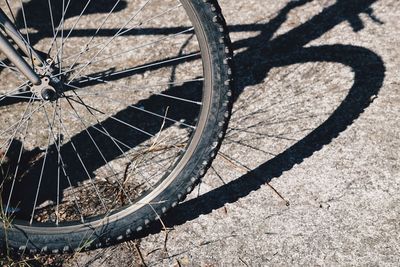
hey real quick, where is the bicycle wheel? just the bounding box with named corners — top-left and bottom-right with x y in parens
top-left (0, 0), bottom-right (232, 253)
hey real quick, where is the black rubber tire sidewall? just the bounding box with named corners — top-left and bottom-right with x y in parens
top-left (1, 0), bottom-right (233, 254)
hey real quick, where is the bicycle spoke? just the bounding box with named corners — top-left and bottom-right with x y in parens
top-left (70, 77), bottom-right (204, 107)
top-left (77, 76), bottom-right (203, 90)
top-left (66, 74), bottom-right (202, 106)
top-left (58, 104), bottom-right (132, 151)
top-left (17, 0), bottom-right (35, 67)
top-left (58, 118), bottom-right (108, 213)
top-left (3, 97), bottom-right (36, 212)
top-left (58, 0), bottom-right (66, 74)
top-left (61, 106), bottom-right (187, 184)
top-left (46, 0), bottom-right (60, 70)
top-left (60, 100), bottom-right (166, 186)
top-left (56, 100), bottom-right (61, 224)
top-left (55, 49), bottom-right (195, 82)
top-left (78, 102), bottom-right (174, 142)
top-left (64, 97), bottom-right (132, 204)
top-left (0, 101), bottom-right (46, 142)
top-left (65, 90), bottom-right (134, 151)
top-left (70, 91), bottom-right (196, 129)
top-left (61, 93), bottom-right (170, 189)
top-left (56, 0), bottom-right (93, 55)
top-left (47, 0), bottom-right (57, 47)
top-left (57, 3), bottom-right (184, 65)
top-left (52, 0), bottom-right (124, 70)
top-left (0, 96), bottom-right (36, 165)
top-left (0, 83), bottom-right (31, 102)
top-left (61, 85), bottom-right (187, 149)
top-left (29, 103), bottom-right (57, 225)
top-left (0, 60), bottom-right (18, 72)
top-left (45, 0), bottom-right (72, 56)
top-left (59, 27), bottom-right (195, 76)
top-left (1, 94), bottom-right (41, 100)
top-left (42, 101), bottom-right (85, 224)
top-left (66, 0), bottom-right (153, 83)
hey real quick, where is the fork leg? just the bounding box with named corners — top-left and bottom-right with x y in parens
top-left (0, 9), bottom-right (45, 67)
top-left (0, 30), bottom-right (41, 85)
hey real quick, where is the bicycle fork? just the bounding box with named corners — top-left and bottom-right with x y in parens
top-left (0, 8), bottom-right (63, 101)
top-left (0, 8), bottom-right (44, 85)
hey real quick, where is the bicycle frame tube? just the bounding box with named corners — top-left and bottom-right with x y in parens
top-left (0, 8), bottom-right (42, 85)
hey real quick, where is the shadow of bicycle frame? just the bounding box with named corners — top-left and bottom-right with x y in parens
top-left (0, 0), bottom-right (385, 241)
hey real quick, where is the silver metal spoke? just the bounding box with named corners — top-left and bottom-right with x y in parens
top-left (60, 99), bottom-right (170, 190)
top-left (0, 83), bottom-right (31, 102)
top-left (48, 0), bottom-right (92, 58)
top-left (70, 77), bottom-right (204, 106)
top-left (3, 97), bottom-right (35, 212)
top-left (65, 90), bottom-right (133, 151)
top-left (66, 0), bottom-right (153, 83)
top-left (58, 118), bottom-right (108, 213)
top-left (66, 74), bottom-right (203, 106)
top-left (4, 125), bottom-right (29, 213)
top-left (42, 102), bottom-right (85, 224)
top-left (57, 0), bottom-right (124, 71)
top-left (18, 0), bottom-right (35, 67)
top-left (56, 100), bottom-right (61, 224)
top-left (60, 103), bottom-right (156, 169)
top-left (62, 93), bottom-right (169, 188)
top-left (56, 0), bottom-right (93, 55)
top-left (46, 0), bottom-right (61, 58)
top-left (0, 101), bottom-right (46, 143)
top-left (59, 27), bottom-right (195, 76)
top-left (29, 104), bottom-right (57, 225)
top-left (45, 0), bottom-right (72, 56)
top-left (64, 96), bottom-right (132, 204)
top-left (89, 28), bottom-right (196, 67)
top-left (80, 103), bottom-right (165, 141)
top-left (0, 60), bottom-right (18, 72)
top-left (1, 94), bottom-right (41, 100)
top-left (65, 95), bottom-right (185, 168)
top-left (61, 84), bottom-right (186, 148)
top-left (47, 0), bottom-right (57, 47)
top-left (58, 3), bottom-right (184, 65)
top-left (59, 0), bottom-right (66, 74)
top-left (67, 76), bottom-right (201, 128)
top-left (58, 102), bottom-right (132, 151)
top-left (63, 98), bottom-right (185, 170)
top-left (0, 100), bottom-right (43, 140)
top-left (70, 90), bottom-right (196, 129)
top-left (76, 77), bottom-right (203, 90)
top-left (0, 96), bottom-right (36, 166)
top-left (54, 50), bottom-right (200, 87)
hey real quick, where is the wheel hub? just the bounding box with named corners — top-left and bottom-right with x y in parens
top-left (30, 76), bottom-right (63, 101)
top-left (41, 86), bottom-right (57, 101)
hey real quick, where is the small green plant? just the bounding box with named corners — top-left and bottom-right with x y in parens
top-left (0, 188), bottom-right (15, 262)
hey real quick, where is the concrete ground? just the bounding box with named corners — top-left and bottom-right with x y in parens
top-left (27, 0), bottom-right (400, 265)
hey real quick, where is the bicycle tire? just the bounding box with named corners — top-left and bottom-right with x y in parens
top-left (0, 0), bottom-right (233, 253)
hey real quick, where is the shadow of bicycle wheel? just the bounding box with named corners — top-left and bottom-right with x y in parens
top-left (132, 0), bottom-right (385, 239)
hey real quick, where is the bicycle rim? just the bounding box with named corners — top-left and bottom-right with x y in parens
top-left (0, 0), bottom-right (214, 232)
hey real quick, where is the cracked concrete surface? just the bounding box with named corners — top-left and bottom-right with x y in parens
top-left (59, 0), bottom-right (399, 265)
